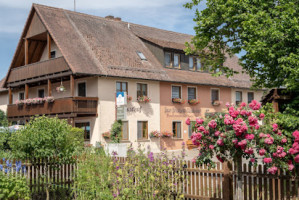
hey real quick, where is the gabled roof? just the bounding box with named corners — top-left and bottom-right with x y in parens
top-left (5, 4), bottom-right (254, 88)
top-left (0, 79), bottom-right (8, 92)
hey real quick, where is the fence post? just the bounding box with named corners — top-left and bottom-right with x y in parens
top-left (223, 161), bottom-right (233, 200)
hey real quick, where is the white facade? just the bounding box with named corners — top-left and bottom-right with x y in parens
top-left (231, 88), bottom-right (264, 104)
top-left (0, 92), bottom-right (8, 113)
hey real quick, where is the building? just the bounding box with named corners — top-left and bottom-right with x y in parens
top-left (1, 4), bottom-right (263, 150)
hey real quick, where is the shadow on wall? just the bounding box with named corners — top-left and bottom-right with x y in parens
top-left (141, 103), bottom-right (154, 117)
top-left (160, 138), bottom-right (179, 150)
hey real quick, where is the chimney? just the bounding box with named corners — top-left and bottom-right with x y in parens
top-left (105, 15), bottom-right (122, 21)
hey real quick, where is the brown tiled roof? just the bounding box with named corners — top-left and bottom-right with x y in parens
top-left (0, 78), bottom-right (7, 92)
top-left (31, 4), bottom-right (253, 88)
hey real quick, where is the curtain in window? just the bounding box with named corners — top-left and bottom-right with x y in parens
top-left (188, 88), bottom-right (196, 100)
top-left (189, 56), bottom-right (194, 69)
top-left (137, 122), bottom-right (142, 139)
top-left (164, 53), bottom-right (171, 66)
top-left (212, 90), bottom-right (219, 101)
top-left (172, 86), bottom-right (181, 98)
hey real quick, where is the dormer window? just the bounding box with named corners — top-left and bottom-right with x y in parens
top-left (164, 52), bottom-right (181, 68)
top-left (137, 51), bottom-right (147, 60)
top-left (173, 53), bottom-right (180, 68)
top-left (196, 58), bottom-right (202, 71)
top-left (189, 56), bottom-right (194, 70)
top-left (50, 51), bottom-right (56, 59)
top-left (165, 52), bottom-right (171, 67)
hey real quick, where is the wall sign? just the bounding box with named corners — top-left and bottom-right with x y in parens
top-left (116, 92), bottom-right (127, 106)
top-left (127, 106), bottom-right (142, 113)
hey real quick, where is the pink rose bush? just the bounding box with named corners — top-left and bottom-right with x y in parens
top-left (186, 100), bottom-right (299, 173)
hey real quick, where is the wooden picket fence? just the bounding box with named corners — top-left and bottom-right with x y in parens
top-left (1, 158), bottom-right (298, 200)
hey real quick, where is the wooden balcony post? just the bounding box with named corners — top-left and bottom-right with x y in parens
top-left (24, 39), bottom-right (29, 65)
top-left (8, 88), bottom-right (12, 105)
top-left (48, 79), bottom-right (52, 96)
top-left (70, 75), bottom-right (75, 97)
top-left (47, 33), bottom-right (51, 59)
top-left (25, 84), bottom-right (29, 100)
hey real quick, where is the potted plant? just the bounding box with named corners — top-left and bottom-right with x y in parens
top-left (172, 98), bottom-right (186, 104)
top-left (161, 131), bottom-right (173, 138)
top-left (102, 131), bottom-right (111, 139)
top-left (105, 120), bottom-right (128, 157)
top-left (127, 95), bottom-right (132, 102)
top-left (150, 130), bottom-right (162, 138)
top-left (44, 96), bottom-right (55, 103)
top-left (212, 100), bottom-right (222, 106)
top-left (15, 100), bottom-right (24, 106)
top-left (25, 99), bottom-right (32, 106)
top-left (137, 96), bottom-right (151, 103)
top-left (36, 98), bottom-right (44, 104)
top-left (188, 99), bottom-right (200, 105)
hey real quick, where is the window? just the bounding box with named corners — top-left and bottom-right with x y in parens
top-left (50, 51), bottom-right (56, 59)
top-left (78, 82), bottom-right (86, 97)
top-left (75, 122), bottom-right (90, 141)
top-left (235, 91), bottom-right (243, 105)
top-left (121, 121), bottom-right (129, 140)
top-left (19, 92), bottom-right (24, 100)
top-left (248, 92), bottom-right (254, 104)
top-left (189, 56), bottom-right (194, 70)
top-left (172, 122), bottom-right (182, 138)
top-left (188, 87), bottom-right (196, 100)
top-left (137, 83), bottom-right (147, 97)
top-left (164, 52), bottom-right (171, 67)
top-left (38, 89), bottom-right (45, 98)
top-left (116, 82), bottom-right (128, 93)
top-left (137, 121), bottom-right (148, 140)
top-left (188, 121), bottom-right (196, 138)
top-left (172, 86), bottom-right (181, 99)
top-left (196, 58), bottom-right (202, 71)
top-left (211, 89), bottom-right (219, 102)
top-left (173, 53), bottom-right (180, 68)
top-left (137, 51), bottom-right (147, 60)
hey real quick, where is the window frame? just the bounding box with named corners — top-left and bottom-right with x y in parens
top-left (171, 85), bottom-right (182, 99)
top-left (196, 57), bottom-right (203, 71)
top-left (235, 91), bottom-right (243, 105)
top-left (18, 92), bottom-right (25, 101)
top-left (187, 86), bottom-right (197, 101)
top-left (172, 121), bottom-right (182, 139)
top-left (77, 81), bottom-right (87, 97)
top-left (137, 121), bottom-right (148, 140)
top-left (50, 50), bottom-right (56, 59)
top-left (75, 121), bottom-right (91, 141)
top-left (137, 83), bottom-right (148, 97)
top-left (211, 88), bottom-right (220, 103)
top-left (189, 56), bottom-right (194, 71)
top-left (173, 53), bottom-right (181, 69)
top-left (121, 120), bottom-right (129, 141)
top-left (164, 52), bottom-right (172, 68)
top-left (37, 89), bottom-right (45, 98)
top-left (116, 81), bottom-right (128, 94)
top-left (247, 92), bottom-right (254, 104)
top-left (188, 120), bottom-right (196, 138)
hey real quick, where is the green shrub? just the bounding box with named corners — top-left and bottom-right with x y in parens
top-left (0, 110), bottom-right (8, 127)
top-left (110, 120), bottom-right (122, 143)
top-left (68, 127), bottom-right (85, 152)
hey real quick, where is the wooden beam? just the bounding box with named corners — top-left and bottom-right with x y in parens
top-left (47, 33), bottom-right (51, 59)
top-left (8, 88), bottom-right (12, 105)
top-left (25, 39), bottom-right (29, 65)
top-left (48, 79), bottom-right (52, 96)
top-left (70, 75), bottom-right (75, 97)
top-left (25, 84), bottom-right (29, 99)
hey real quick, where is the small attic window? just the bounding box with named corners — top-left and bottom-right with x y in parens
top-left (50, 51), bottom-right (56, 59)
top-left (136, 51), bottom-right (147, 61)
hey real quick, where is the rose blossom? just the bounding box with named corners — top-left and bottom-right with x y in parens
top-left (295, 154), bottom-right (299, 163)
top-left (248, 100), bottom-right (261, 110)
top-left (259, 149), bottom-right (266, 156)
top-left (198, 126), bottom-right (205, 132)
top-left (272, 124), bottom-right (278, 132)
top-left (267, 166), bottom-right (278, 174)
top-left (288, 160), bottom-right (294, 171)
top-left (209, 145), bottom-right (214, 149)
top-left (240, 102), bottom-right (246, 107)
top-left (214, 131), bottom-right (220, 137)
top-left (232, 139), bottom-right (238, 144)
top-left (192, 158), bottom-right (196, 163)
top-left (224, 114), bottom-right (234, 125)
top-left (281, 138), bottom-right (287, 144)
top-left (238, 140), bottom-right (247, 149)
top-left (217, 139), bottom-right (224, 146)
top-left (248, 116), bottom-right (258, 126)
top-left (245, 134), bottom-right (254, 141)
top-left (250, 158), bottom-right (255, 163)
top-left (225, 102), bottom-right (230, 107)
top-left (245, 148), bottom-right (254, 155)
top-left (255, 125), bottom-right (260, 130)
top-left (264, 137), bottom-right (274, 145)
top-left (216, 155), bottom-right (224, 163)
top-left (259, 113), bottom-right (265, 119)
top-left (196, 118), bottom-right (204, 125)
top-left (240, 110), bottom-right (247, 116)
top-left (263, 157), bottom-right (272, 163)
top-left (208, 120), bottom-right (217, 129)
top-left (229, 107), bottom-right (239, 118)
top-left (293, 130), bottom-right (299, 142)
top-left (185, 118), bottom-right (191, 125)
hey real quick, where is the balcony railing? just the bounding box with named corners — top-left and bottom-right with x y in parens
top-left (7, 97), bottom-right (98, 118)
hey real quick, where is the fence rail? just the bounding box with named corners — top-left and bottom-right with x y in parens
top-left (1, 158), bottom-right (298, 200)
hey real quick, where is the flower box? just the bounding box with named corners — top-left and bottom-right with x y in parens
top-left (44, 96), bottom-right (55, 103)
top-left (212, 100), bottom-right (222, 106)
top-left (172, 98), bottom-right (186, 104)
top-left (188, 99), bottom-right (200, 105)
top-left (102, 131), bottom-right (111, 139)
top-left (150, 130), bottom-right (162, 138)
top-left (127, 95), bottom-right (132, 102)
top-left (161, 131), bottom-right (173, 138)
top-left (15, 100), bottom-right (24, 106)
top-left (137, 96), bottom-right (151, 103)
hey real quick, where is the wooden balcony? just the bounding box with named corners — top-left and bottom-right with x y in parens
top-left (7, 97), bottom-right (98, 119)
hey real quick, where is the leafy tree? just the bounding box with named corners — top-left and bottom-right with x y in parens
top-left (184, 0), bottom-right (299, 90)
top-left (0, 110), bottom-right (8, 127)
top-left (9, 116), bottom-right (84, 199)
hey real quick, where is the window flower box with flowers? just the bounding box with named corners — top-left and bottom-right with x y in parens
top-left (212, 100), bottom-right (222, 106)
top-left (172, 98), bottom-right (186, 104)
top-left (127, 95), bottom-right (132, 102)
top-left (102, 131), bottom-right (111, 139)
top-left (161, 131), bottom-right (173, 138)
top-left (188, 99), bottom-right (200, 105)
top-left (15, 100), bottom-right (25, 106)
top-left (44, 96), bottom-right (55, 103)
top-left (137, 96), bottom-right (151, 103)
top-left (150, 130), bottom-right (162, 138)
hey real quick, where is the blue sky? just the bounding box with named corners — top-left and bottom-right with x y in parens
top-left (0, 0), bottom-right (206, 80)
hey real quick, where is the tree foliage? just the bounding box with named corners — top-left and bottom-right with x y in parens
top-left (184, 0), bottom-right (299, 90)
top-left (9, 116), bottom-right (83, 161)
